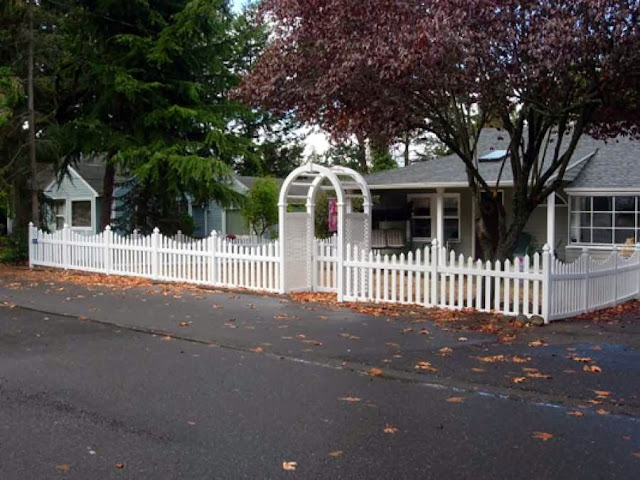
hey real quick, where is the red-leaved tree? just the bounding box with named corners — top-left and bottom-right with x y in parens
top-left (239, 0), bottom-right (640, 260)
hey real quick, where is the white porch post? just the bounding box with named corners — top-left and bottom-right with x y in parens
top-left (436, 188), bottom-right (444, 248)
top-left (546, 192), bottom-right (556, 255)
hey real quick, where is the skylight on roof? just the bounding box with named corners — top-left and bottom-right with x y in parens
top-left (479, 150), bottom-right (508, 162)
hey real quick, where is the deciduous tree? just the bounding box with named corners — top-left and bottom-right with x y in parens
top-left (239, 0), bottom-right (640, 259)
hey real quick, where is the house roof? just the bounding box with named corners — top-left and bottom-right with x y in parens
top-left (234, 175), bottom-right (284, 191)
top-left (364, 129), bottom-right (640, 191)
top-left (40, 154), bottom-right (128, 196)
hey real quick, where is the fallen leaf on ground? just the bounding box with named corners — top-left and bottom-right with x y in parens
top-left (594, 390), bottom-right (611, 397)
top-left (161, 335), bottom-right (173, 341)
top-left (383, 424), bottom-right (399, 434)
top-left (339, 397), bottom-right (362, 403)
top-left (282, 461), bottom-right (297, 471)
top-left (56, 464), bottom-right (70, 472)
top-left (528, 340), bottom-right (547, 347)
top-left (414, 361), bottom-right (437, 372)
top-left (250, 347), bottom-right (263, 353)
top-left (568, 411), bottom-right (584, 417)
top-left (526, 371), bottom-right (552, 379)
top-left (570, 356), bottom-right (592, 363)
top-left (178, 321), bottom-right (190, 327)
top-left (446, 396), bottom-right (465, 403)
top-left (438, 347), bottom-right (453, 356)
top-left (632, 452), bottom-right (640, 459)
top-left (532, 432), bottom-right (554, 442)
top-left (512, 377), bottom-right (526, 384)
top-left (329, 451), bottom-right (343, 457)
top-left (583, 364), bottom-right (603, 373)
top-left (471, 367), bottom-right (485, 373)
top-left (592, 345), bottom-right (603, 351)
top-left (596, 409), bottom-right (610, 415)
top-left (115, 462), bottom-right (124, 470)
top-left (366, 367), bottom-right (383, 377)
top-left (458, 337), bottom-right (468, 342)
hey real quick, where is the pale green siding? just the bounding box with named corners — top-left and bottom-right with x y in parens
top-left (44, 168), bottom-right (97, 200)
top-left (226, 209), bottom-right (250, 235)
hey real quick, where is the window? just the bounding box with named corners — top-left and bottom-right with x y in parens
top-left (408, 194), bottom-right (460, 242)
top-left (53, 200), bottom-right (66, 230)
top-left (71, 200), bottom-right (92, 228)
top-left (410, 197), bottom-right (431, 240)
top-left (570, 195), bottom-right (638, 245)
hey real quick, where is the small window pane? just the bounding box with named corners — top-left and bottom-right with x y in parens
top-left (412, 198), bottom-right (430, 217)
top-left (579, 228), bottom-right (592, 243)
top-left (72, 201), bottom-right (92, 227)
top-left (593, 213), bottom-right (612, 227)
top-left (615, 229), bottom-right (636, 244)
top-left (412, 218), bottom-right (431, 238)
top-left (443, 197), bottom-right (458, 217)
top-left (56, 217), bottom-right (65, 230)
top-left (615, 213), bottom-right (635, 228)
top-left (615, 196), bottom-right (635, 212)
top-left (444, 219), bottom-right (459, 241)
top-left (571, 196), bottom-right (590, 211)
top-left (593, 197), bottom-right (612, 211)
top-left (592, 228), bottom-right (613, 243)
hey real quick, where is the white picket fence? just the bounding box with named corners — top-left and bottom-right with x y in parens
top-left (340, 242), bottom-right (546, 318)
top-left (29, 225), bottom-right (281, 293)
top-left (28, 225), bottom-right (640, 322)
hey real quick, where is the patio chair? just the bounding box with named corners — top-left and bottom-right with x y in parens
top-left (371, 229), bottom-right (387, 250)
top-left (385, 229), bottom-right (406, 249)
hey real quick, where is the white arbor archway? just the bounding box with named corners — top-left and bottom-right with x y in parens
top-left (278, 163), bottom-right (372, 299)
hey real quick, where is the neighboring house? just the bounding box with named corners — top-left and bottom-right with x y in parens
top-left (33, 157), bottom-right (274, 237)
top-left (364, 129), bottom-right (640, 261)
top-left (41, 156), bottom-right (115, 234)
top-left (188, 176), bottom-right (283, 238)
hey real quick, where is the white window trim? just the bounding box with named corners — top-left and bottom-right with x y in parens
top-left (69, 198), bottom-right (96, 231)
top-left (568, 193), bottom-right (638, 247)
top-left (408, 193), bottom-right (461, 243)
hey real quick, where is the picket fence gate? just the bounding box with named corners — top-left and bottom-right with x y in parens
top-left (28, 224), bottom-right (640, 322)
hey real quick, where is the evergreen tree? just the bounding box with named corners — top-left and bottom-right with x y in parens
top-left (54, 0), bottom-right (253, 232)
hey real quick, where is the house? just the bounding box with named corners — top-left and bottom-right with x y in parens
top-left (365, 129), bottom-right (640, 261)
top-left (188, 176), bottom-right (281, 237)
top-left (38, 157), bottom-right (268, 237)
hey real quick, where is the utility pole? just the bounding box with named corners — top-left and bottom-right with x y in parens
top-left (27, 0), bottom-right (39, 227)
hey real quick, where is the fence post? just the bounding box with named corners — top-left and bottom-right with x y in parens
top-left (636, 243), bottom-right (640, 298)
top-left (28, 222), bottom-right (35, 268)
top-left (151, 227), bottom-right (160, 280)
top-left (62, 223), bottom-right (70, 270)
top-left (541, 244), bottom-right (551, 323)
top-left (613, 245), bottom-right (619, 302)
top-left (430, 239), bottom-right (439, 307)
top-left (209, 230), bottom-right (218, 285)
top-left (581, 247), bottom-right (589, 313)
top-left (103, 225), bottom-right (112, 274)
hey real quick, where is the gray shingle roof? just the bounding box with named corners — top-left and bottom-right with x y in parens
top-left (364, 129), bottom-right (640, 190)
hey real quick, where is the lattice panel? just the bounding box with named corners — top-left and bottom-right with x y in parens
top-left (345, 213), bottom-right (370, 251)
top-left (282, 212), bottom-right (311, 291)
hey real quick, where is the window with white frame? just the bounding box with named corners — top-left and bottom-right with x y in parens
top-left (71, 200), bottom-right (92, 228)
top-left (443, 196), bottom-right (460, 242)
top-left (570, 195), bottom-right (638, 245)
top-left (410, 196), bottom-right (432, 240)
top-left (53, 200), bottom-right (66, 230)
top-left (409, 194), bottom-right (460, 242)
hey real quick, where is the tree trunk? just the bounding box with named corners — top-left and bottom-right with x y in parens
top-left (355, 132), bottom-right (368, 174)
top-left (27, 0), bottom-right (38, 227)
top-left (403, 133), bottom-right (410, 167)
top-left (12, 177), bottom-right (31, 234)
top-left (100, 159), bottom-right (116, 230)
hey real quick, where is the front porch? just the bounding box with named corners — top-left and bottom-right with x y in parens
top-left (371, 187), bottom-right (569, 260)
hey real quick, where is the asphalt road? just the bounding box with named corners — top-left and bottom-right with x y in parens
top-left (1, 304), bottom-right (639, 479)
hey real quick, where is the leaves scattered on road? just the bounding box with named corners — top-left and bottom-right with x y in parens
top-left (414, 361), bottom-right (437, 372)
top-left (567, 411), bottom-right (584, 417)
top-left (583, 364), bottom-right (603, 373)
top-left (56, 464), bottom-right (70, 472)
top-left (282, 461), bottom-right (297, 471)
top-left (366, 367), bottom-right (383, 377)
top-left (446, 396), bottom-right (465, 403)
top-left (339, 397), bottom-right (362, 403)
top-left (532, 432), bottom-right (554, 442)
top-left (329, 451), bottom-right (343, 457)
top-left (383, 424), bottom-right (399, 434)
